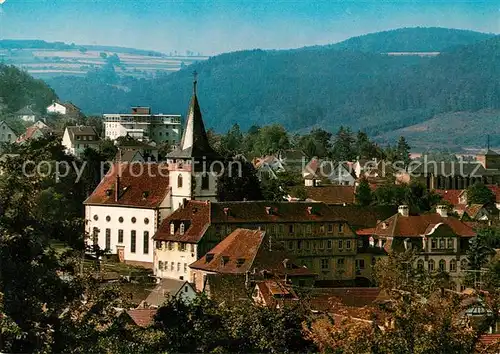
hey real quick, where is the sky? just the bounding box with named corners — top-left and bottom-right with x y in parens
top-left (0, 0), bottom-right (498, 55)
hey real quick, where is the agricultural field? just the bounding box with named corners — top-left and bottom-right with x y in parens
top-left (0, 44), bottom-right (208, 79)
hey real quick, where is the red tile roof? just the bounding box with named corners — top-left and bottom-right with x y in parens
top-left (487, 185), bottom-right (500, 203)
top-left (309, 287), bottom-right (389, 311)
top-left (153, 200), bottom-right (210, 243)
top-left (126, 309), bottom-right (156, 327)
top-left (190, 228), bottom-right (315, 277)
top-left (84, 163), bottom-right (170, 208)
top-left (301, 186), bottom-right (356, 205)
top-left (479, 333), bottom-right (500, 345)
top-left (366, 212), bottom-right (476, 238)
top-left (434, 189), bottom-right (463, 206)
top-left (255, 280), bottom-right (299, 307)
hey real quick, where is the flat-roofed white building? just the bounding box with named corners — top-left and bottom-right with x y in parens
top-left (103, 106), bottom-right (182, 147)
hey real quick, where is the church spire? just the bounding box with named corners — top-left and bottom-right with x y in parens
top-left (193, 70), bottom-right (198, 95)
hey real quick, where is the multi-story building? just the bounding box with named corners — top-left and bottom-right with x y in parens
top-left (103, 106), bottom-right (182, 146)
top-left (357, 205), bottom-right (477, 290)
top-left (153, 200), bottom-right (357, 285)
top-left (62, 126), bottom-right (100, 158)
top-left (84, 163), bottom-right (172, 268)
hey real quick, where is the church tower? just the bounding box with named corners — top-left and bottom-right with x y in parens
top-left (167, 74), bottom-right (222, 211)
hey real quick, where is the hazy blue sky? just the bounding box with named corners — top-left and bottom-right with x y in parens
top-left (0, 0), bottom-right (498, 55)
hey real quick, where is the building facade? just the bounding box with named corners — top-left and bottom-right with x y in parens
top-left (0, 121), bottom-right (17, 144)
top-left (62, 126), bottom-right (100, 157)
top-left (103, 106), bottom-right (182, 146)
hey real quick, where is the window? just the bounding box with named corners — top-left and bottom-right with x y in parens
top-left (288, 224), bottom-right (294, 233)
top-left (327, 240), bottom-right (332, 249)
top-left (171, 262), bottom-right (174, 271)
top-left (170, 223), bottom-right (175, 235)
top-left (358, 239), bottom-right (363, 248)
top-left (297, 240), bottom-right (302, 250)
top-left (319, 240), bottom-right (325, 249)
top-left (159, 261), bottom-right (163, 271)
top-left (105, 229), bottom-right (111, 250)
top-left (131, 231), bottom-right (136, 253)
top-left (328, 224), bottom-right (333, 233)
top-left (450, 259), bottom-right (457, 272)
top-left (439, 259), bottom-right (446, 272)
top-left (447, 238), bottom-right (454, 249)
top-left (118, 229), bottom-right (123, 243)
top-left (356, 259), bottom-right (365, 270)
top-left (337, 258), bottom-right (345, 266)
top-left (184, 263), bottom-right (187, 273)
top-left (305, 241), bottom-right (310, 249)
top-left (439, 239), bottom-right (445, 249)
top-left (320, 224), bottom-right (325, 233)
top-left (431, 239), bottom-right (437, 249)
top-left (279, 224), bottom-right (284, 233)
top-left (156, 241), bottom-right (162, 249)
top-left (180, 223), bottom-right (185, 235)
top-left (177, 174), bottom-right (183, 188)
top-left (306, 225), bottom-right (312, 234)
top-left (93, 214), bottom-right (98, 221)
top-left (177, 262), bottom-right (180, 271)
top-left (201, 173), bottom-right (209, 190)
top-left (106, 215), bottom-right (111, 222)
top-left (131, 217), bottom-right (136, 224)
top-left (168, 242), bottom-right (173, 250)
top-left (288, 241), bottom-right (294, 250)
top-left (179, 243), bottom-right (186, 252)
top-left (428, 259), bottom-right (435, 271)
top-left (321, 258), bottom-right (329, 269)
top-left (338, 240), bottom-right (343, 249)
top-left (417, 259), bottom-right (424, 270)
top-left (119, 217), bottom-right (124, 223)
top-left (346, 240), bottom-right (351, 250)
top-left (338, 224), bottom-right (344, 233)
top-left (190, 244), bottom-right (195, 253)
top-left (143, 231), bottom-right (149, 254)
top-left (92, 227), bottom-right (99, 245)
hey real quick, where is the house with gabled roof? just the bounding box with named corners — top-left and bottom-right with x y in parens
top-left (84, 163), bottom-right (172, 268)
top-left (357, 205), bottom-right (477, 290)
top-left (0, 121), bottom-right (17, 144)
top-left (62, 125), bottom-right (100, 157)
top-left (16, 121), bottom-right (53, 144)
top-left (15, 105), bottom-right (39, 123)
top-left (153, 200), bottom-right (357, 285)
top-left (141, 278), bottom-right (196, 308)
top-left (303, 158), bottom-right (356, 186)
top-left (189, 228), bottom-right (315, 300)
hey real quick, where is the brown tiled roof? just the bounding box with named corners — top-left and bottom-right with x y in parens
top-left (211, 201), bottom-right (345, 223)
top-left (255, 280), bottom-right (299, 307)
top-left (367, 212), bottom-right (476, 238)
top-left (189, 228), bottom-right (316, 277)
top-left (487, 185), bottom-right (500, 203)
top-left (300, 186), bottom-right (356, 205)
top-left (66, 126), bottom-right (98, 137)
top-left (153, 200), bottom-right (210, 242)
top-left (434, 189), bottom-right (463, 206)
top-left (84, 163), bottom-right (170, 208)
top-left (327, 205), bottom-right (398, 230)
top-left (309, 287), bottom-right (389, 311)
top-left (126, 309), bottom-right (156, 327)
top-left (464, 204), bottom-right (485, 219)
top-left (189, 228), bottom-right (265, 274)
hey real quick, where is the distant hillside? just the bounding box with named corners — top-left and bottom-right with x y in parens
top-left (0, 64), bottom-right (58, 113)
top-left (45, 28), bottom-right (499, 148)
top-left (0, 40), bottom-right (208, 79)
top-left (329, 27), bottom-right (495, 53)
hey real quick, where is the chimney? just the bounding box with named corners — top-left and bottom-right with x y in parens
top-left (307, 206), bottom-right (313, 215)
top-left (223, 207), bottom-right (229, 216)
top-left (436, 205), bottom-right (448, 218)
top-left (115, 175), bottom-right (120, 202)
top-left (265, 206), bottom-right (272, 215)
top-left (398, 205), bottom-right (409, 217)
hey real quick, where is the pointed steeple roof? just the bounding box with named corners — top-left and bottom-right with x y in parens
top-left (168, 74), bottom-right (221, 159)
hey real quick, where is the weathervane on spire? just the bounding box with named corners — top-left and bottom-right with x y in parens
top-left (193, 70), bottom-right (198, 94)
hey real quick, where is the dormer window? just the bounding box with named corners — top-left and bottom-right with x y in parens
top-left (105, 189), bottom-right (112, 196)
top-left (236, 258), bottom-right (245, 267)
top-left (221, 256), bottom-right (229, 266)
top-left (206, 253), bottom-right (214, 263)
top-left (142, 191), bottom-right (149, 199)
top-left (265, 206), bottom-right (272, 215)
top-left (180, 223), bottom-right (185, 235)
top-left (307, 206), bottom-right (313, 215)
top-left (170, 223), bottom-right (175, 235)
top-left (223, 207), bottom-right (230, 216)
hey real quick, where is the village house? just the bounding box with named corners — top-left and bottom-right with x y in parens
top-left (62, 125), bottom-right (100, 157)
top-left (16, 121), bottom-right (53, 144)
top-left (189, 228), bottom-right (316, 301)
top-left (153, 200), bottom-right (357, 285)
top-left (141, 278), bottom-right (196, 308)
top-left (303, 158), bottom-right (356, 186)
top-left (15, 105), bottom-right (39, 123)
top-left (357, 205), bottom-right (477, 290)
top-left (84, 163), bottom-right (172, 268)
top-left (115, 134), bottom-right (159, 162)
top-left (0, 121), bottom-right (17, 144)
top-left (46, 101), bottom-right (82, 118)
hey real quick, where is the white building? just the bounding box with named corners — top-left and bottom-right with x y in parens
top-left (62, 126), bottom-right (100, 157)
top-left (103, 106), bottom-right (182, 146)
top-left (46, 101), bottom-right (81, 117)
top-left (15, 106), bottom-right (38, 123)
top-left (0, 121), bottom-right (17, 144)
top-left (84, 163), bottom-right (172, 268)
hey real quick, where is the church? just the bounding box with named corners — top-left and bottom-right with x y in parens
top-left (84, 76), bottom-right (222, 267)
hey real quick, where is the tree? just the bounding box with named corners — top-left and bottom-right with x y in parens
top-left (331, 126), bottom-right (355, 162)
top-left (396, 136), bottom-right (411, 168)
top-left (355, 178), bottom-right (372, 206)
top-left (356, 130), bottom-right (384, 160)
top-left (465, 235), bottom-right (494, 287)
top-left (466, 182), bottom-right (495, 205)
top-left (216, 157), bottom-right (263, 201)
top-left (221, 123), bottom-right (244, 156)
top-left (251, 124), bottom-right (290, 156)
